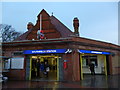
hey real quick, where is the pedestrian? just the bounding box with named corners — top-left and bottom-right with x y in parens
top-left (44, 61), bottom-right (50, 78)
top-left (32, 64), bottom-right (37, 77)
top-left (40, 62), bottom-right (45, 78)
top-left (36, 59), bottom-right (40, 77)
top-left (89, 62), bottom-right (95, 75)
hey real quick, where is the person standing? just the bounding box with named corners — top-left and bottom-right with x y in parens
top-left (44, 61), bottom-right (50, 78)
top-left (89, 62), bottom-right (95, 75)
top-left (36, 59), bottom-right (40, 77)
top-left (40, 62), bottom-right (45, 78)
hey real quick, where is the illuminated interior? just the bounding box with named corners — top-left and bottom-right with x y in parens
top-left (30, 55), bottom-right (58, 81)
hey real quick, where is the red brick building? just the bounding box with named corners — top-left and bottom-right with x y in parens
top-left (2, 9), bottom-right (120, 81)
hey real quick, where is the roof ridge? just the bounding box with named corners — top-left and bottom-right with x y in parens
top-left (37, 9), bottom-right (50, 17)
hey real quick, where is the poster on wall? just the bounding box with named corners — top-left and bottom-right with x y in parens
top-left (11, 57), bottom-right (24, 69)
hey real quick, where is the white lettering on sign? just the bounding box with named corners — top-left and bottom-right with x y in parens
top-left (32, 50), bottom-right (57, 53)
top-left (91, 51), bottom-right (102, 54)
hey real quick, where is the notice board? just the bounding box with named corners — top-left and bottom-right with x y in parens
top-left (11, 57), bottom-right (24, 69)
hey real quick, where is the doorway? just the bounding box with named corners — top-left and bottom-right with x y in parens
top-left (80, 54), bottom-right (108, 80)
top-left (30, 55), bottom-right (59, 81)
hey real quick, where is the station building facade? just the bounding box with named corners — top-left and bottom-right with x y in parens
top-left (2, 9), bottom-right (120, 81)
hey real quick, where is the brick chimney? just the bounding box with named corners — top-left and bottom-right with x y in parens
top-left (27, 22), bottom-right (34, 30)
top-left (73, 17), bottom-right (79, 36)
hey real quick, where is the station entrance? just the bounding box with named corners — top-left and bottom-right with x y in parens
top-left (79, 50), bottom-right (111, 80)
top-left (80, 54), bottom-right (109, 80)
top-left (30, 55), bottom-right (59, 81)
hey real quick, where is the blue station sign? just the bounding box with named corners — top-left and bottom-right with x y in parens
top-left (78, 50), bottom-right (111, 55)
top-left (23, 49), bottom-right (72, 54)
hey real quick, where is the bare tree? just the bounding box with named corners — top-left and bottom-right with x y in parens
top-left (0, 24), bottom-right (21, 42)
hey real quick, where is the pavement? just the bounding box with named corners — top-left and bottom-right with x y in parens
top-left (1, 75), bottom-right (120, 90)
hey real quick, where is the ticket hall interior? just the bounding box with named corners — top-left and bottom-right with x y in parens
top-left (30, 55), bottom-right (58, 81)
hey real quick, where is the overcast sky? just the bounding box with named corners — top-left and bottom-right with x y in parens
top-left (1, 2), bottom-right (118, 45)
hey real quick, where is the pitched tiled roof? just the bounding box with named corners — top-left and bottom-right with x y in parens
top-left (14, 29), bottom-right (32, 41)
top-left (50, 16), bottom-right (74, 38)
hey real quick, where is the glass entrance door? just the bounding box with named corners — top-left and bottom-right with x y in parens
top-left (30, 56), bottom-right (59, 81)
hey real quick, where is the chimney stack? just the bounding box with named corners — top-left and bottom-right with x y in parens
top-left (27, 22), bottom-right (34, 30)
top-left (73, 17), bottom-right (79, 36)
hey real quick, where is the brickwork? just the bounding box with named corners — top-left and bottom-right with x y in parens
top-left (2, 9), bottom-right (120, 81)
top-left (63, 53), bottom-right (73, 81)
top-left (27, 9), bottom-right (61, 40)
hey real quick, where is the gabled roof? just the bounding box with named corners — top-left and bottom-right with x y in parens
top-left (14, 9), bottom-right (74, 41)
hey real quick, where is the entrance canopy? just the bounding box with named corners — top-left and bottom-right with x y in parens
top-left (23, 49), bottom-right (72, 54)
top-left (78, 50), bottom-right (111, 55)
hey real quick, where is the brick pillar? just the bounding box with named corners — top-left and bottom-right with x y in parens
top-left (71, 50), bottom-right (80, 81)
top-left (63, 50), bottom-right (80, 81)
top-left (25, 55), bottom-right (31, 80)
top-left (63, 53), bottom-right (73, 81)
